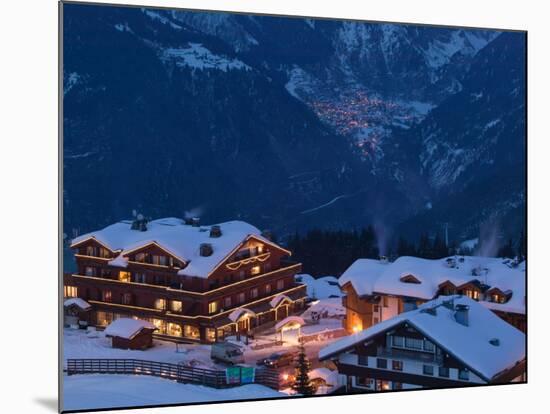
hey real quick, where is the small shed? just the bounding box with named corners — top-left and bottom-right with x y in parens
top-left (63, 298), bottom-right (92, 329)
top-left (104, 318), bottom-right (157, 350)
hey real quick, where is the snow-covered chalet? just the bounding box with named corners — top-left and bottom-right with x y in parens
top-left (63, 216), bottom-right (307, 343)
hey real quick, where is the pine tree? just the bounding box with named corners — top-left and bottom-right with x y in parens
top-left (291, 343), bottom-right (315, 395)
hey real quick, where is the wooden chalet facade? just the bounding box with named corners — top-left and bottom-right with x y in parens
top-left (320, 296), bottom-right (526, 392)
top-left (339, 257), bottom-right (526, 334)
top-left (63, 218), bottom-right (307, 343)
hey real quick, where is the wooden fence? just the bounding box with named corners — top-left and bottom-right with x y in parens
top-left (66, 359), bottom-right (280, 390)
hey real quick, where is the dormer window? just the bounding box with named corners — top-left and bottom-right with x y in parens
top-left (400, 274), bottom-right (421, 284)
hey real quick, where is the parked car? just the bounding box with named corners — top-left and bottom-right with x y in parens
top-left (211, 341), bottom-right (245, 365)
top-left (259, 350), bottom-right (297, 368)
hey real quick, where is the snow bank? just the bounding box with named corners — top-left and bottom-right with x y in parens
top-left (296, 274), bottom-right (342, 299)
top-left (63, 374), bottom-right (285, 411)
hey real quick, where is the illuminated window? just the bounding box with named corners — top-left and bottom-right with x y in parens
top-left (237, 292), bottom-right (245, 304)
top-left (64, 285), bottom-right (78, 298)
top-left (155, 298), bottom-right (166, 310)
top-left (265, 284), bottom-right (272, 295)
top-left (464, 289), bottom-right (480, 301)
top-left (167, 322), bottom-right (182, 337)
top-left (171, 300), bottom-right (182, 312)
top-left (392, 360), bottom-right (403, 371)
top-left (152, 318), bottom-right (166, 334)
top-left (183, 325), bottom-right (200, 339)
top-left (119, 271), bottom-right (131, 282)
top-left (257, 245), bottom-right (264, 254)
top-left (251, 265), bottom-right (261, 276)
top-left (100, 290), bottom-right (111, 302)
top-left (276, 279), bottom-right (284, 290)
top-left (224, 296), bottom-right (232, 308)
top-left (206, 328), bottom-right (216, 342)
top-left (96, 311), bottom-right (113, 326)
top-left (250, 287), bottom-right (259, 299)
top-left (208, 301), bottom-right (219, 314)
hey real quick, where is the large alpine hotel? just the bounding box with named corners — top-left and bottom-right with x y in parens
top-left (63, 216), bottom-right (307, 343)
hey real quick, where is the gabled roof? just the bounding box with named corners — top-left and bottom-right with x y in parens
top-left (339, 256), bottom-right (525, 314)
top-left (104, 318), bottom-right (157, 340)
top-left (319, 295), bottom-right (525, 382)
top-left (70, 218), bottom-right (273, 278)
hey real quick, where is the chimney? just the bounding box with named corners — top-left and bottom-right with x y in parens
top-left (454, 304), bottom-right (469, 326)
top-left (131, 213), bottom-right (148, 232)
top-left (210, 225), bottom-right (222, 238)
top-left (200, 243), bottom-right (213, 257)
top-left (191, 217), bottom-right (200, 227)
top-left (489, 338), bottom-right (500, 346)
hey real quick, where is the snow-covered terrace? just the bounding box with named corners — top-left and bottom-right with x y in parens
top-left (319, 295), bottom-right (525, 382)
top-left (71, 218), bottom-right (273, 278)
top-left (339, 256), bottom-right (525, 314)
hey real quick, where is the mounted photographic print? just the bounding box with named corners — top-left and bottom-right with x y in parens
top-left (60, 1), bottom-right (527, 412)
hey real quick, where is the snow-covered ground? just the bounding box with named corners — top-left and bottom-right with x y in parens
top-left (63, 374), bottom-right (285, 411)
top-left (296, 274), bottom-right (342, 299)
top-left (63, 328), bottom-right (220, 369)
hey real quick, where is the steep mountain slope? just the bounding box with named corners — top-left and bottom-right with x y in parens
top-left (63, 5), bottom-right (375, 236)
top-left (392, 32), bottom-right (526, 240)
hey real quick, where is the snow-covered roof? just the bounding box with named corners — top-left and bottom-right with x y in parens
top-left (339, 256), bottom-right (525, 314)
top-left (64, 298), bottom-right (92, 310)
top-left (319, 295), bottom-right (525, 381)
top-left (228, 308), bottom-right (256, 322)
top-left (269, 294), bottom-right (293, 308)
top-left (275, 316), bottom-right (305, 331)
top-left (71, 218), bottom-right (266, 278)
top-left (104, 318), bottom-right (157, 340)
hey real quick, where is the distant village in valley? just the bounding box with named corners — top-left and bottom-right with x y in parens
top-left (62, 214), bottom-right (526, 410)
